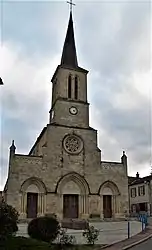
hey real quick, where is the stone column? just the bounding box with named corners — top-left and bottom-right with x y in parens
top-left (44, 194), bottom-right (47, 215)
top-left (41, 194), bottom-right (44, 214)
top-left (81, 194), bottom-right (88, 219)
top-left (37, 193), bottom-right (42, 217)
top-left (112, 196), bottom-right (114, 218)
top-left (21, 192), bottom-right (27, 218)
top-left (19, 193), bottom-right (26, 219)
top-left (100, 195), bottom-right (104, 219)
top-left (86, 195), bottom-right (90, 219)
top-left (115, 195), bottom-right (120, 218)
top-left (114, 195), bottom-right (117, 218)
top-left (20, 193), bottom-right (23, 213)
top-left (57, 194), bottom-right (63, 220)
top-left (83, 195), bottom-right (85, 214)
top-left (79, 194), bottom-right (85, 218)
top-left (79, 195), bottom-right (82, 218)
top-left (86, 195), bottom-right (89, 214)
top-left (38, 193), bottom-right (45, 217)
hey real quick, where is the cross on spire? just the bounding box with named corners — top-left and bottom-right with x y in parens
top-left (67, 0), bottom-right (75, 13)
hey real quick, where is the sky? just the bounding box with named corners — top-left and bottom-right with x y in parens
top-left (0, 0), bottom-right (152, 190)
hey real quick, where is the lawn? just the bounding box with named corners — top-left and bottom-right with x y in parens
top-left (0, 236), bottom-right (107, 250)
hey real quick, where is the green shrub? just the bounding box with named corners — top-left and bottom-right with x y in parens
top-left (0, 200), bottom-right (19, 240)
top-left (58, 228), bottom-right (76, 249)
top-left (28, 216), bottom-right (60, 243)
top-left (82, 225), bottom-right (99, 245)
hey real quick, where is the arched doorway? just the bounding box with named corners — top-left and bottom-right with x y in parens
top-left (56, 172), bottom-right (89, 219)
top-left (20, 177), bottom-right (47, 219)
top-left (26, 184), bottom-right (39, 218)
top-left (62, 180), bottom-right (79, 218)
top-left (99, 181), bottom-right (120, 219)
top-left (103, 187), bottom-right (113, 218)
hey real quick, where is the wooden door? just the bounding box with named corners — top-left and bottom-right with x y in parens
top-left (27, 192), bottom-right (38, 218)
top-left (63, 195), bottom-right (78, 218)
top-left (103, 195), bottom-right (112, 218)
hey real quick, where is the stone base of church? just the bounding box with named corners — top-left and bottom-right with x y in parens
top-left (19, 212), bottom-right (44, 220)
top-left (81, 214), bottom-right (90, 219)
top-left (19, 213), bottom-right (26, 220)
top-left (114, 213), bottom-right (126, 219)
top-left (54, 213), bottom-right (90, 221)
top-left (18, 213), bottom-right (127, 223)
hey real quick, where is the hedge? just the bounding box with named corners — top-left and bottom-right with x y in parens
top-left (0, 236), bottom-right (102, 250)
top-left (0, 236), bottom-right (52, 250)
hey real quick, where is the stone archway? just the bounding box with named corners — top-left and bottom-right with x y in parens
top-left (20, 177), bottom-right (47, 219)
top-left (99, 181), bottom-right (120, 219)
top-left (56, 173), bottom-right (89, 219)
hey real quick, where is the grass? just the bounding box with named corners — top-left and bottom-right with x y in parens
top-left (0, 236), bottom-right (107, 250)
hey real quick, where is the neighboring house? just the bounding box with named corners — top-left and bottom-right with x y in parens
top-left (129, 172), bottom-right (152, 216)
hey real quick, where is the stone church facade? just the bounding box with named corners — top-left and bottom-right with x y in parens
top-left (4, 13), bottom-right (129, 221)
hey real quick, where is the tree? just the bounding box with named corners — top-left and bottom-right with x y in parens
top-left (28, 216), bottom-right (60, 243)
top-left (0, 200), bottom-right (19, 239)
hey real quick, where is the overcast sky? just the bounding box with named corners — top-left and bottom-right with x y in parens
top-left (0, 0), bottom-right (151, 190)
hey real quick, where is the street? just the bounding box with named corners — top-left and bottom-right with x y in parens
top-left (129, 238), bottom-right (152, 250)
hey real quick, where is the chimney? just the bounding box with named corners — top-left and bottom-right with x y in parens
top-left (136, 172), bottom-right (139, 178)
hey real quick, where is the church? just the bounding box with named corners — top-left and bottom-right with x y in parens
top-left (4, 11), bottom-right (129, 221)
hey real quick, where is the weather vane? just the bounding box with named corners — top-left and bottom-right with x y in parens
top-left (67, 0), bottom-right (75, 13)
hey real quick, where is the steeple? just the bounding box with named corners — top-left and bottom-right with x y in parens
top-left (10, 140), bottom-right (16, 154)
top-left (61, 12), bottom-right (78, 68)
top-left (50, 3), bottom-right (89, 128)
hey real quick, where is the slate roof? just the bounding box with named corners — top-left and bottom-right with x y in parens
top-left (61, 12), bottom-right (78, 68)
top-left (128, 174), bottom-right (152, 186)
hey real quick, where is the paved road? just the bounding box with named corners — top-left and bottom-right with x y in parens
top-left (148, 217), bottom-right (152, 225)
top-left (17, 221), bottom-right (142, 245)
top-left (129, 237), bottom-right (152, 250)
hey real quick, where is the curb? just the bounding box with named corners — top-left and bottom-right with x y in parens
top-left (122, 234), bottom-right (152, 250)
top-left (100, 243), bottom-right (116, 249)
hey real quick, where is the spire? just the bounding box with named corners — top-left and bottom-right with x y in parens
top-left (61, 12), bottom-right (78, 68)
top-left (10, 140), bottom-right (16, 155)
top-left (121, 150), bottom-right (127, 166)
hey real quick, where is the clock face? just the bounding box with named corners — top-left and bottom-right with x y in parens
top-left (69, 106), bottom-right (78, 115)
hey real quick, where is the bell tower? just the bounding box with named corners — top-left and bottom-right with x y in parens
top-left (49, 12), bottom-right (89, 128)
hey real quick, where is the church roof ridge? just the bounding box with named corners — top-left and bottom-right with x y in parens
top-left (101, 161), bottom-right (122, 165)
top-left (15, 154), bottom-right (42, 158)
top-left (29, 127), bottom-right (47, 155)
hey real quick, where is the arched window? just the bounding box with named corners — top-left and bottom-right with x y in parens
top-left (75, 76), bottom-right (78, 99)
top-left (68, 75), bottom-right (72, 98)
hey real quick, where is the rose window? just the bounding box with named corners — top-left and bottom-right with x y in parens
top-left (63, 135), bottom-right (83, 154)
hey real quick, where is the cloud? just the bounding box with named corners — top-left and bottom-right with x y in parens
top-left (0, 1), bottom-right (151, 190)
top-left (0, 42), bottom-right (60, 189)
top-left (88, 69), bottom-right (151, 176)
top-left (2, 1), bottom-right (68, 58)
top-left (77, 1), bottom-right (150, 77)
top-left (83, 1), bottom-right (151, 176)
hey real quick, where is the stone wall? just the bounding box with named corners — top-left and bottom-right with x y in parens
top-left (5, 122), bottom-right (129, 220)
